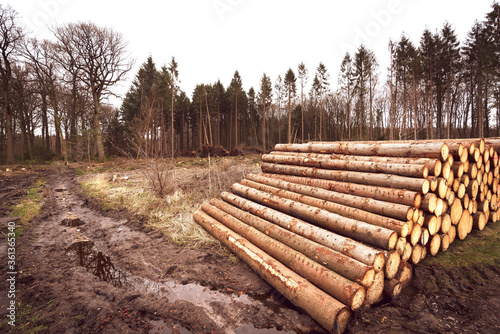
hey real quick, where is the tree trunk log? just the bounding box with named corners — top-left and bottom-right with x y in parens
top-left (245, 174), bottom-right (412, 236)
top-left (201, 203), bottom-right (366, 310)
top-left (263, 153), bottom-right (430, 178)
top-left (231, 183), bottom-right (398, 250)
top-left (193, 210), bottom-right (352, 333)
top-left (260, 163), bottom-right (430, 194)
top-left (210, 198), bottom-right (375, 287)
top-left (274, 142), bottom-right (449, 161)
top-left (271, 151), bottom-right (443, 176)
top-left (260, 173), bottom-right (422, 208)
top-left (220, 191), bottom-right (386, 271)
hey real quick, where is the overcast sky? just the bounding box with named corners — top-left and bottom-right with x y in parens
top-left (7, 0), bottom-right (496, 107)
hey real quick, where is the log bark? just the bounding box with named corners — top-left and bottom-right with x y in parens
top-left (193, 210), bottom-right (352, 333)
top-left (245, 174), bottom-right (412, 236)
top-left (231, 183), bottom-right (398, 250)
top-left (201, 203), bottom-right (366, 310)
top-left (260, 173), bottom-right (422, 208)
top-left (210, 198), bottom-right (375, 287)
top-left (220, 191), bottom-right (386, 271)
top-left (271, 151), bottom-right (443, 176)
top-left (264, 153), bottom-right (431, 178)
top-left (260, 163), bottom-right (430, 194)
top-left (274, 142), bottom-right (449, 161)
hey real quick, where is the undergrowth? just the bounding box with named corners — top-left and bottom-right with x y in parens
top-left (77, 156), bottom-right (260, 249)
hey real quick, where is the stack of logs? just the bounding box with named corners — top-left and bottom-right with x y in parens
top-left (193, 139), bottom-right (500, 334)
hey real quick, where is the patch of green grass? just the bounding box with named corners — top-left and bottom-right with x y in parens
top-left (0, 301), bottom-right (48, 333)
top-left (8, 178), bottom-right (46, 239)
top-left (423, 221), bottom-right (500, 269)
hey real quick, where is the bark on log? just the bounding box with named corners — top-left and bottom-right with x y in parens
top-left (232, 183), bottom-right (398, 250)
top-left (268, 152), bottom-right (441, 176)
top-left (220, 192), bottom-right (386, 271)
top-left (201, 203), bottom-right (366, 310)
top-left (260, 173), bottom-right (422, 208)
top-left (274, 142), bottom-right (449, 161)
top-left (260, 163), bottom-right (430, 194)
top-left (193, 210), bottom-right (352, 334)
top-left (210, 198), bottom-right (376, 287)
top-left (246, 174), bottom-right (412, 236)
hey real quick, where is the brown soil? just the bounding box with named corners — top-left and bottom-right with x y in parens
top-left (1, 165), bottom-right (499, 334)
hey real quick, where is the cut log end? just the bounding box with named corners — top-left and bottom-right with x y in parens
top-left (402, 242), bottom-right (412, 262)
top-left (383, 278), bottom-right (402, 300)
top-left (457, 210), bottom-right (471, 240)
top-left (428, 234), bottom-right (441, 256)
top-left (373, 253), bottom-right (386, 272)
top-left (440, 234), bottom-right (450, 252)
top-left (332, 308), bottom-right (352, 334)
top-left (359, 268), bottom-right (376, 288)
top-left (422, 179), bottom-right (430, 195)
top-left (350, 288), bottom-right (367, 311)
top-left (385, 251), bottom-right (401, 279)
top-left (365, 271), bottom-right (384, 305)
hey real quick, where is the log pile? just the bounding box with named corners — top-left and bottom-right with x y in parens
top-left (193, 138), bottom-right (500, 334)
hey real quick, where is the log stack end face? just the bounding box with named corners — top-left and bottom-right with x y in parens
top-left (193, 138), bottom-right (498, 334)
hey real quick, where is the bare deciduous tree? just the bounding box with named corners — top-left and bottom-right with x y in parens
top-left (0, 5), bottom-right (24, 163)
top-left (55, 22), bottom-right (133, 162)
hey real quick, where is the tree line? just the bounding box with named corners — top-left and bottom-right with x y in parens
top-left (1, 3), bottom-right (500, 163)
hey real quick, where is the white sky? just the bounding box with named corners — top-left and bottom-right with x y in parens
top-left (7, 0), bottom-right (496, 107)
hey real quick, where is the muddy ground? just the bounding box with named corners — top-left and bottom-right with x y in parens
top-left (1, 166), bottom-right (500, 333)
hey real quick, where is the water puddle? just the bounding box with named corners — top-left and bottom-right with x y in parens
top-left (67, 241), bottom-right (296, 333)
top-left (66, 240), bottom-right (125, 286)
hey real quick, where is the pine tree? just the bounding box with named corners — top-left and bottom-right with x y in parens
top-left (284, 68), bottom-right (297, 143)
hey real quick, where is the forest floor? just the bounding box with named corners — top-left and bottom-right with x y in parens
top-left (0, 156), bottom-right (499, 334)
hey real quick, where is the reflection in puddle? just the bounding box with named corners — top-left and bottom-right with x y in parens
top-left (66, 241), bottom-right (124, 286)
top-left (68, 241), bottom-right (296, 333)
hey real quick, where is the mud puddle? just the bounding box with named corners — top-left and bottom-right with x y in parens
top-left (66, 232), bottom-right (295, 334)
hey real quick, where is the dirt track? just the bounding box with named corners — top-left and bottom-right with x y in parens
top-left (1, 166), bottom-right (500, 333)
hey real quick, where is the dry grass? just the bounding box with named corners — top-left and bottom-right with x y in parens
top-left (77, 156), bottom-right (261, 249)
